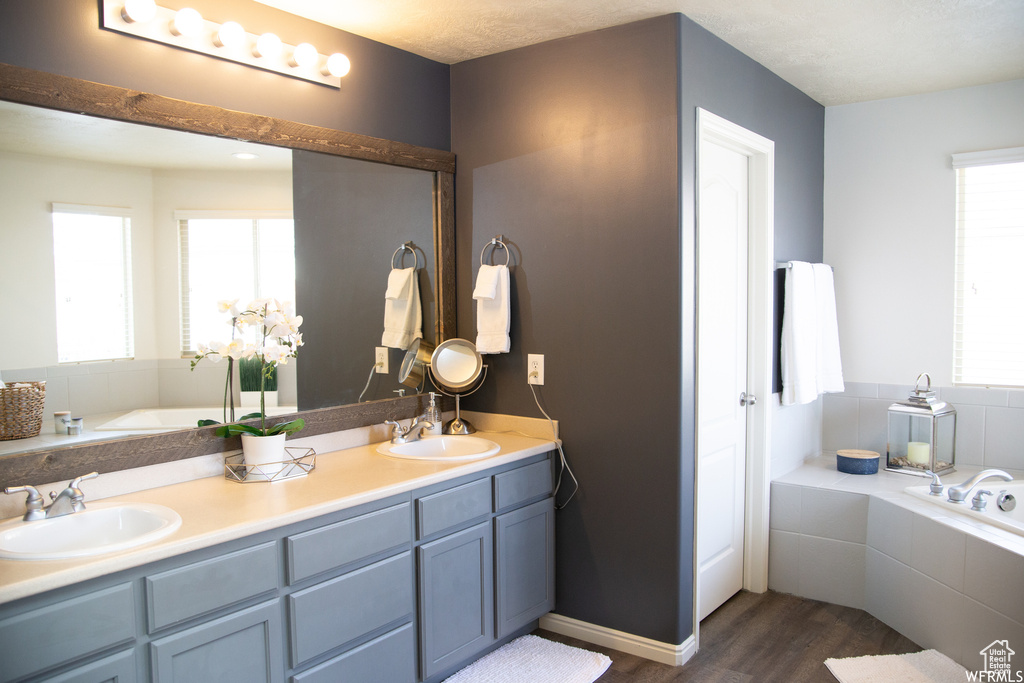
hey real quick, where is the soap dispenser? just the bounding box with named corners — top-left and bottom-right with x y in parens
top-left (425, 392), bottom-right (443, 435)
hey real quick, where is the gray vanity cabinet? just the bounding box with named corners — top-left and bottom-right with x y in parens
top-left (0, 452), bottom-right (555, 683)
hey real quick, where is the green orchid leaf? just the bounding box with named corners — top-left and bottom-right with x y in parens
top-left (214, 423), bottom-right (266, 438)
top-left (197, 419), bottom-right (220, 427)
top-left (265, 418), bottom-right (305, 436)
top-left (239, 412), bottom-right (263, 421)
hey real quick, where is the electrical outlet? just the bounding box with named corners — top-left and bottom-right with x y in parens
top-left (528, 354), bottom-right (544, 385)
top-left (375, 347), bottom-right (389, 374)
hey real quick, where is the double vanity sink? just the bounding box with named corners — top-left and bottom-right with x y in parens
top-left (0, 432), bottom-right (510, 566)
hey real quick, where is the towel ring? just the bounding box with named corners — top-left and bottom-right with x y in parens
top-left (391, 243), bottom-right (419, 270)
top-left (480, 236), bottom-right (510, 267)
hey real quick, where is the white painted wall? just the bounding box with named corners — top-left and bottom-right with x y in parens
top-left (824, 79), bottom-right (1024, 387)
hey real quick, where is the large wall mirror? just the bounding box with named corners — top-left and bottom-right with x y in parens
top-left (0, 63), bottom-right (455, 488)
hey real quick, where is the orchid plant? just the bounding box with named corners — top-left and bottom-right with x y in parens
top-left (191, 298), bottom-right (305, 438)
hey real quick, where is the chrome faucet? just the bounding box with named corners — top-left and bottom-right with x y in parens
top-left (4, 472), bottom-right (98, 521)
top-left (946, 469), bottom-right (1013, 504)
top-left (384, 419), bottom-right (434, 444)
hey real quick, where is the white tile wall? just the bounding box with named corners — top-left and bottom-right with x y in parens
top-left (910, 516), bottom-right (966, 592)
top-left (821, 384), bottom-right (1024, 471)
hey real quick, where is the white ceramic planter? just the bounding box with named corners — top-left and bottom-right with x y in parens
top-left (240, 432), bottom-right (287, 481)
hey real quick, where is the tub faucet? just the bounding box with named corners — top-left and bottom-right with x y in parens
top-left (384, 419), bottom-right (434, 444)
top-left (947, 469), bottom-right (1013, 504)
top-left (3, 472), bottom-right (98, 521)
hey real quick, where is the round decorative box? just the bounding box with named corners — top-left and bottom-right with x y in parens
top-left (836, 449), bottom-right (880, 475)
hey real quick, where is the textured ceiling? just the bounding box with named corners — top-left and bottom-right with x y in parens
top-left (254, 0), bottom-right (1024, 105)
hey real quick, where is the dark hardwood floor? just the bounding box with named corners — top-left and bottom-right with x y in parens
top-left (535, 590), bottom-right (920, 682)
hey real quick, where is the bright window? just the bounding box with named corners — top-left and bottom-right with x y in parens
top-left (178, 211), bottom-right (295, 354)
top-left (952, 148), bottom-right (1024, 387)
top-left (52, 204), bottom-right (135, 363)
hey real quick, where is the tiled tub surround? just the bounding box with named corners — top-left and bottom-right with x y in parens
top-left (823, 382), bottom-right (1024, 471)
top-left (769, 458), bottom-right (1024, 671)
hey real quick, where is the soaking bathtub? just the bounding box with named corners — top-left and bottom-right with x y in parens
top-left (96, 406), bottom-right (298, 431)
top-left (905, 479), bottom-right (1024, 538)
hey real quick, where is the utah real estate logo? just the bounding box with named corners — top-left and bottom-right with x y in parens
top-left (969, 640), bottom-right (1022, 682)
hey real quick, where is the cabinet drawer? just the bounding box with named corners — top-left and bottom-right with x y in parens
top-left (286, 502), bottom-right (411, 584)
top-left (494, 458), bottom-right (553, 512)
top-left (288, 551), bottom-right (413, 668)
top-left (416, 477), bottom-right (491, 539)
top-left (46, 649), bottom-right (136, 683)
top-left (146, 542), bottom-right (278, 632)
top-left (291, 623), bottom-right (415, 683)
top-left (0, 583), bottom-right (135, 683)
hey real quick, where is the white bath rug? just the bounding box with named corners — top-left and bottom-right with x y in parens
top-left (825, 649), bottom-right (968, 683)
top-left (442, 634), bottom-right (611, 683)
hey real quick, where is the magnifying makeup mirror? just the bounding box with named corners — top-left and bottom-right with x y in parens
top-left (398, 337), bottom-right (486, 434)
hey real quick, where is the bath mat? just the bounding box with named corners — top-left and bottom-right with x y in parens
top-left (825, 649), bottom-right (968, 683)
top-left (442, 634), bottom-right (611, 683)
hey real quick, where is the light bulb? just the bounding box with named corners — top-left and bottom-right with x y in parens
top-left (253, 32), bottom-right (282, 59)
top-left (214, 21), bottom-right (246, 49)
top-left (120, 0), bottom-right (156, 23)
top-left (170, 8), bottom-right (203, 38)
top-left (289, 42), bottom-right (318, 68)
top-left (323, 53), bottom-right (351, 78)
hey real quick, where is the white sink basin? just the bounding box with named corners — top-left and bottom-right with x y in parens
top-left (377, 435), bottom-right (501, 461)
top-left (0, 503), bottom-right (182, 561)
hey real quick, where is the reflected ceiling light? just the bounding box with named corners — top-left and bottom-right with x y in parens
top-left (323, 53), bottom-right (351, 78)
top-left (120, 0), bottom-right (156, 23)
top-left (170, 8), bottom-right (203, 38)
top-left (253, 32), bottom-right (282, 59)
top-left (289, 42), bottom-right (318, 68)
top-left (232, 152), bottom-right (260, 160)
top-left (102, 0), bottom-right (344, 88)
top-left (213, 21), bottom-right (245, 49)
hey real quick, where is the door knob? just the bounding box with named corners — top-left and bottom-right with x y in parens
top-left (740, 392), bottom-right (757, 407)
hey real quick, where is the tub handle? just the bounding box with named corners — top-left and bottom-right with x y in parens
top-left (971, 489), bottom-right (993, 512)
top-left (924, 470), bottom-right (943, 496)
top-left (997, 491), bottom-right (1016, 512)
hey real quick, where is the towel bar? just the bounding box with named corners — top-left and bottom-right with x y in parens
top-left (392, 242), bottom-right (419, 270)
top-left (480, 234), bottom-right (510, 267)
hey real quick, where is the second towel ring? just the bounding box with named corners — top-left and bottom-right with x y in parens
top-left (480, 236), bottom-right (510, 267)
top-left (392, 243), bottom-right (419, 270)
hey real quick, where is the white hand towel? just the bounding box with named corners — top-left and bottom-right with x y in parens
top-left (381, 267), bottom-right (422, 350)
top-left (781, 261), bottom-right (844, 406)
top-left (472, 264), bottom-right (501, 300)
top-left (813, 263), bottom-right (844, 394)
top-left (782, 261), bottom-right (818, 406)
top-left (475, 264), bottom-right (510, 354)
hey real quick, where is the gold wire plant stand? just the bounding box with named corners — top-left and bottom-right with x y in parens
top-left (224, 447), bottom-right (316, 483)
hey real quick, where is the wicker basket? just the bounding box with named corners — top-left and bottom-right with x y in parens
top-left (0, 381), bottom-right (47, 440)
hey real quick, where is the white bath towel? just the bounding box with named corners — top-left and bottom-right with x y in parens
top-left (475, 264), bottom-right (510, 354)
top-left (781, 261), bottom-right (844, 406)
top-left (381, 267), bottom-right (422, 350)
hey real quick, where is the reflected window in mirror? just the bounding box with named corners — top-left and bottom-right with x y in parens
top-left (178, 212), bottom-right (295, 354)
top-left (52, 204), bottom-right (135, 363)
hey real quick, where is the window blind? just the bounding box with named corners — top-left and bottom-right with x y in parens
top-left (952, 148), bottom-right (1024, 387)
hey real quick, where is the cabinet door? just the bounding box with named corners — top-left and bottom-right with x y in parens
top-left (417, 522), bottom-right (493, 680)
top-left (495, 498), bottom-right (555, 638)
top-left (150, 601), bottom-right (282, 683)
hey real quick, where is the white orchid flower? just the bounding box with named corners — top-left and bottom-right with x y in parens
top-left (224, 338), bottom-right (245, 359)
top-left (264, 310), bottom-right (289, 337)
top-left (217, 298), bottom-right (240, 317)
top-left (262, 344), bottom-right (289, 365)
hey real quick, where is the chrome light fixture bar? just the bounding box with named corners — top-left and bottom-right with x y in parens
top-left (102, 0), bottom-right (350, 88)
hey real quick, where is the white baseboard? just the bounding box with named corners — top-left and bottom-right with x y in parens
top-left (538, 613), bottom-right (697, 667)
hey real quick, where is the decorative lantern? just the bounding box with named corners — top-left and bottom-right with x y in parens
top-left (886, 373), bottom-right (956, 475)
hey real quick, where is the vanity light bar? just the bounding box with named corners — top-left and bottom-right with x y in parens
top-left (101, 0), bottom-right (349, 88)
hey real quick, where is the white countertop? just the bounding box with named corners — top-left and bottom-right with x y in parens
top-left (0, 428), bottom-right (556, 605)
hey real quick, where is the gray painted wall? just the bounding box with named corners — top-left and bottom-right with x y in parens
top-left (451, 14), bottom-right (824, 645)
top-left (294, 151), bottom-right (437, 409)
top-left (452, 17), bottom-right (685, 643)
top-left (0, 0), bottom-right (450, 150)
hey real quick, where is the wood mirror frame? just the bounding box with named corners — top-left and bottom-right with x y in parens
top-left (0, 63), bottom-right (456, 488)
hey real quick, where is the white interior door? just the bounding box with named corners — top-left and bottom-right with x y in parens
top-left (696, 138), bottom-right (749, 622)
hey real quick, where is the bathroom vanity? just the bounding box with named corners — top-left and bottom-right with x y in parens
top-left (0, 433), bottom-right (556, 683)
